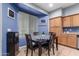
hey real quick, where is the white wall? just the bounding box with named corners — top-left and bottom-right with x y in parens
top-left (49, 8), bottom-right (62, 19)
top-left (23, 3), bottom-right (48, 15)
top-left (63, 4), bottom-right (79, 16)
top-left (0, 3), bottom-right (2, 56)
top-left (49, 4), bottom-right (79, 19)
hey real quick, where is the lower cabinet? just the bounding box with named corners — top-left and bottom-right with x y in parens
top-left (67, 35), bottom-right (77, 48)
top-left (58, 34), bottom-right (77, 48)
top-left (58, 34), bottom-right (67, 45)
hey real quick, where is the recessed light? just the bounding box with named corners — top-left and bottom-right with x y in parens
top-left (49, 3), bottom-right (53, 7)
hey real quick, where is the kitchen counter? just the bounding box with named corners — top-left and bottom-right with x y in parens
top-left (63, 32), bottom-right (79, 35)
top-left (62, 32), bottom-right (79, 49)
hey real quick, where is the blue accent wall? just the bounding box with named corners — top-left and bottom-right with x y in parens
top-left (2, 3), bottom-right (48, 56)
top-left (38, 16), bottom-right (49, 33)
top-left (19, 37), bottom-right (26, 47)
top-left (2, 3), bottom-right (19, 56)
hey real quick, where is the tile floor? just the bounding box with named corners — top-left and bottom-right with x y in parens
top-left (17, 45), bottom-right (79, 56)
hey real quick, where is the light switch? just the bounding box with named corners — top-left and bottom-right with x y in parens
top-left (7, 28), bottom-right (12, 32)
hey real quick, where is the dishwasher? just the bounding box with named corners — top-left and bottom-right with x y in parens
top-left (77, 35), bottom-right (79, 49)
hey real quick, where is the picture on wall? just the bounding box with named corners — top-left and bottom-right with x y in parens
top-left (8, 8), bottom-right (15, 19)
top-left (41, 20), bottom-right (46, 23)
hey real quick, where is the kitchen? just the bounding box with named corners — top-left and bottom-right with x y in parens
top-left (49, 3), bottom-right (79, 49)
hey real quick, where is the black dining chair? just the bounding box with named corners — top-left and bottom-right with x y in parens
top-left (53, 33), bottom-right (58, 51)
top-left (49, 32), bottom-right (55, 55)
top-left (49, 32), bottom-right (58, 51)
top-left (33, 32), bottom-right (39, 35)
top-left (42, 33), bottom-right (54, 56)
top-left (25, 34), bottom-right (39, 56)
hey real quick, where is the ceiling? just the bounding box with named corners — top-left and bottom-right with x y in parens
top-left (31, 3), bottom-right (76, 12)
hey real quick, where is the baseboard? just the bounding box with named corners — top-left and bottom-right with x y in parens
top-left (58, 43), bottom-right (77, 49)
top-left (19, 45), bottom-right (26, 50)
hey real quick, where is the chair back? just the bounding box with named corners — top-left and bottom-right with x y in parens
top-left (49, 32), bottom-right (56, 38)
top-left (25, 34), bottom-right (32, 48)
top-left (49, 32), bottom-right (56, 45)
top-left (33, 32), bottom-right (39, 35)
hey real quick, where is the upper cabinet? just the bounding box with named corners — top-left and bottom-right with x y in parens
top-left (72, 14), bottom-right (79, 26)
top-left (62, 16), bottom-right (72, 27)
top-left (49, 17), bottom-right (62, 27)
top-left (50, 27), bottom-right (62, 36)
top-left (62, 14), bottom-right (79, 27)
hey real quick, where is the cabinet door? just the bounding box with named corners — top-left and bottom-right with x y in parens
top-left (72, 14), bottom-right (79, 26)
top-left (49, 27), bottom-right (54, 32)
top-left (52, 27), bottom-right (62, 35)
top-left (58, 34), bottom-right (67, 45)
top-left (67, 35), bottom-right (77, 48)
top-left (58, 36), bottom-right (62, 44)
top-left (63, 16), bottom-right (71, 27)
top-left (49, 19), bottom-right (54, 27)
top-left (49, 17), bottom-right (62, 27)
top-left (61, 35), bottom-right (67, 45)
top-left (54, 17), bottom-right (62, 27)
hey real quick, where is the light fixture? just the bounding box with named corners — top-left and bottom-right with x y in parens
top-left (49, 3), bottom-right (53, 7)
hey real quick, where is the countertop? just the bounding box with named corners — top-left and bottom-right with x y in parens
top-left (63, 32), bottom-right (79, 35)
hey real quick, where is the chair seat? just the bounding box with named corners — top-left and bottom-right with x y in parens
top-left (32, 42), bottom-right (36, 45)
top-left (32, 43), bottom-right (38, 47)
top-left (42, 42), bottom-right (49, 49)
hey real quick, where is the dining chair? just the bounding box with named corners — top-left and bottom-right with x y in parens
top-left (42, 33), bottom-right (54, 56)
top-left (49, 32), bottom-right (55, 55)
top-left (25, 34), bottom-right (38, 56)
top-left (50, 32), bottom-right (58, 51)
top-left (49, 32), bottom-right (58, 53)
top-left (33, 32), bottom-right (39, 35)
top-left (53, 33), bottom-right (58, 51)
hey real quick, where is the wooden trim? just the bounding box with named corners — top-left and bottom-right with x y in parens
top-left (58, 43), bottom-right (77, 49)
top-left (49, 16), bottom-right (62, 20)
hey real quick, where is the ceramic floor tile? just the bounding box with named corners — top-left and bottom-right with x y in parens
top-left (17, 45), bottom-right (79, 56)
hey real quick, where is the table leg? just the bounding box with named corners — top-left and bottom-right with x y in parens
top-left (48, 45), bottom-right (50, 56)
top-left (56, 37), bottom-right (58, 51)
top-left (38, 43), bottom-right (42, 56)
top-left (52, 39), bottom-right (55, 55)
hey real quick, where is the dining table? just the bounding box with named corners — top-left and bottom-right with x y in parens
top-left (31, 34), bottom-right (58, 56)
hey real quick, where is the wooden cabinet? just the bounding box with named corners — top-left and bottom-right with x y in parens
top-left (49, 17), bottom-right (62, 27)
top-left (49, 17), bottom-right (62, 35)
top-left (49, 15), bottom-right (78, 48)
top-left (58, 34), bottom-right (67, 45)
top-left (50, 27), bottom-right (62, 36)
top-left (72, 14), bottom-right (79, 26)
top-left (63, 16), bottom-right (71, 27)
top-left (63, 14), bottom-right (79, 27)
top-left (58, 34), bottom-right (77, 48)
top-left (67, 35), bottom-right (77, 48)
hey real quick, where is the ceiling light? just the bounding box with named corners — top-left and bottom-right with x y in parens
top-left (49, 3), bottom-right (53, 7)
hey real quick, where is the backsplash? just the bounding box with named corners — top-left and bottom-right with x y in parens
top-left (63, 27), bottom-right (79, 33)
